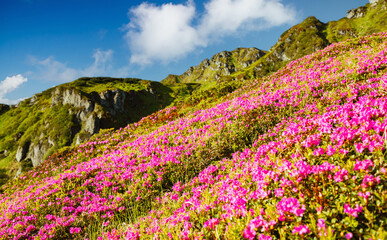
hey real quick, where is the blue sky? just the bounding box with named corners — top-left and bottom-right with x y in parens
top-left (0, 0), bottom-right (368, 104)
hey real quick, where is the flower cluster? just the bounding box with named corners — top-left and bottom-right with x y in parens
top-left (0, 32), bottom-right (386, 239)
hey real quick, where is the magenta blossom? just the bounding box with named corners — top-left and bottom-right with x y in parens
top-left (292, 225), bottom-right (310, 235)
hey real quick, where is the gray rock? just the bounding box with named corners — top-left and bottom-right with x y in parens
top-left (52, 88), bottom-right (94, 112)
top-left (48, 137), bottom-right (55, 146)
top-left (346, 7), bottom-right (367, 19)
top-left (13, 81), bottom-right (162, 170)
top-left (370, 0), bottom-right (380, 6)
top-left (29, 95), bottom-right (38, 106)
top-left (175, 47), bottom-right (266, 82)
top-left (15, 167), bottom-right (22, 179)
top-left (99, 89), bottom-right (131, 115)
top-left (84, 114), bottom-right (99, 135)
top-left (27, 142), bottom-right (50, 167)
top-left (16, 142), bottom-right (30, 162)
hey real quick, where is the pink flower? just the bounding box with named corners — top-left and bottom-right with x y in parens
top-left (313, 148), bottom-right (325, 156)
top-left (203, 218), bottom-right (219, 230)
top-left (358, 191), bottom-right (371, 200)
top-left (275, 188), bottom-right (284, 197)
top-left (345, 232), bottom-right (353, 239)
top-left (353, 159), bottom-right (373, 171)
top-left (317, 218), bottom-right (325, 229)
top-left (292, 225), bottom-right (310, 235)
top-left (172, 181), bottom-right (183, 192)
top-left (258, 234), bottom-right (272, 240)
top-left (326, 145), bottom-right (336, 156)
top-left (243, 225), bottom-right (256, 240)
top-left (70, 227), bottom-right (82, 234)
top-left (334, 169), bottom-right (348, 182)
top-left (344, 203), bottom-right (363, 217)
top-left (277, 197), bottom-right (305, 219)
top-left (355, 143), bottom-right (365, 153)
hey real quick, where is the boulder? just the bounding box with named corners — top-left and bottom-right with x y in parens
top-left (346, 7), bottom-right (367, 19)
top-left (16, 142), bottom-right (30, 162)
top-left (27, 142), bottom-right (51, 167)
top-left (84, 114), bottom-right (99, 135)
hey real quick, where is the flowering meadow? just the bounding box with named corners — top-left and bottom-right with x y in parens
top-left (1, 32), bottom-right (387, 239)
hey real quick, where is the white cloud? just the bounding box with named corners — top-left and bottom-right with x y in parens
top-left (200, 0), bottom-right (296, 35)
top-left (126, 1), bottom-right (203, 65)
top-left (0, 74), bottom-right (28, 105)
top-left (29, 49), bottom-right (114, 83)
top-left (125, 0), bottom-right (297, 65)
top-left (83, 49), bottom-right (114, 77)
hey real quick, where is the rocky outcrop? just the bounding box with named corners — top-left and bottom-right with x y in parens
top-left (346, 6), bottom-right (367, 19)
top-left (370, 0), bottom-right (382, 6)
top-left (16, 141), bottom-right (30, 162)
top-left (27, 142), bottom-right (52, 167)
top-left (52, 88), bottom-right (94, 111)
top-left (271, 17), bottom-right (328, 62)
top-left (167, 47), bottom-right (266, 83)
top-left (99, 89), bottom-right (132, 115)
top-left (13, 83), bottom-right (162, 168)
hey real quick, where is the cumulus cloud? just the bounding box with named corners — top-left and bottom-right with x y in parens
top-left (126, 1), bottom-right (203, 65)
top-left (125, 0), bottom-right (297, 65)
top-left (29, 49), bottom-right (114, 83)
top-left (200, 0), bottom-right (297, 35)
top-left (0, 74), bottom-right (28, 104)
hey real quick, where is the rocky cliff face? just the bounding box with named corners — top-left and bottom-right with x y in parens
top-left (346, 6), bottom-right (367, 19)
top-left (0, 78), bottom-right (172, 180)
top-left (15, 86), bottom-right (162, 168)
top-left (163, 48), bottom-right (266, 83)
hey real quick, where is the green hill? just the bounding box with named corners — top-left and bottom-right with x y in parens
top-left (1, 30), bottom-right (386, 240)
top-left (165, 0), bottom-right (387, 109)
top-left (0, 77), bottom-right (174, 184)
top-left (1, 0), bottom-right (386, 188)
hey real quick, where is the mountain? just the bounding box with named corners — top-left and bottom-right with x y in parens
top-left (1, 0), bottom-right (386, 185)
top-left (164, 0), bottom-right (387, 86)
top-left (161, 47), bottom-right (266, 84)
top-left (0, 77), bottom-right (174, 182)
top-left (236, 0), bottom-right (387, 80)
top-left (1, 30), bottom-right (386, 239)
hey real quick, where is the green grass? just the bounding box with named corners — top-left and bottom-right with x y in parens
top-left (0, 77), bottom-right (177, 186)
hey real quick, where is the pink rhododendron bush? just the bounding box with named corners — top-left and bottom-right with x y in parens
top-left (1, 33), bottom-right (387, 239)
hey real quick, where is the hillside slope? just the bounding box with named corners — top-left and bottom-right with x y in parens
top-left (1, 32), bottom-right (386, 239)
top-left (1, 0), bottom-right (385, 186)
top-left (233, 0), bottom-right (387, 81)
top-left (164, 0), bottom-right (387, 105)
top-left (0, 77), bottom-right (173, 183)
top-left (161, 48), bottom-right (266, 84)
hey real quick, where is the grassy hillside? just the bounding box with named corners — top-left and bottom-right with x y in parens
top-left (233, 0), bottom-right (387, 82)
top-left (0, 77), bottom-right (174, 185)
top-left (169, 0), bottom-right (387, 109)
top-left (1, 32), bottom-right (386, 239)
